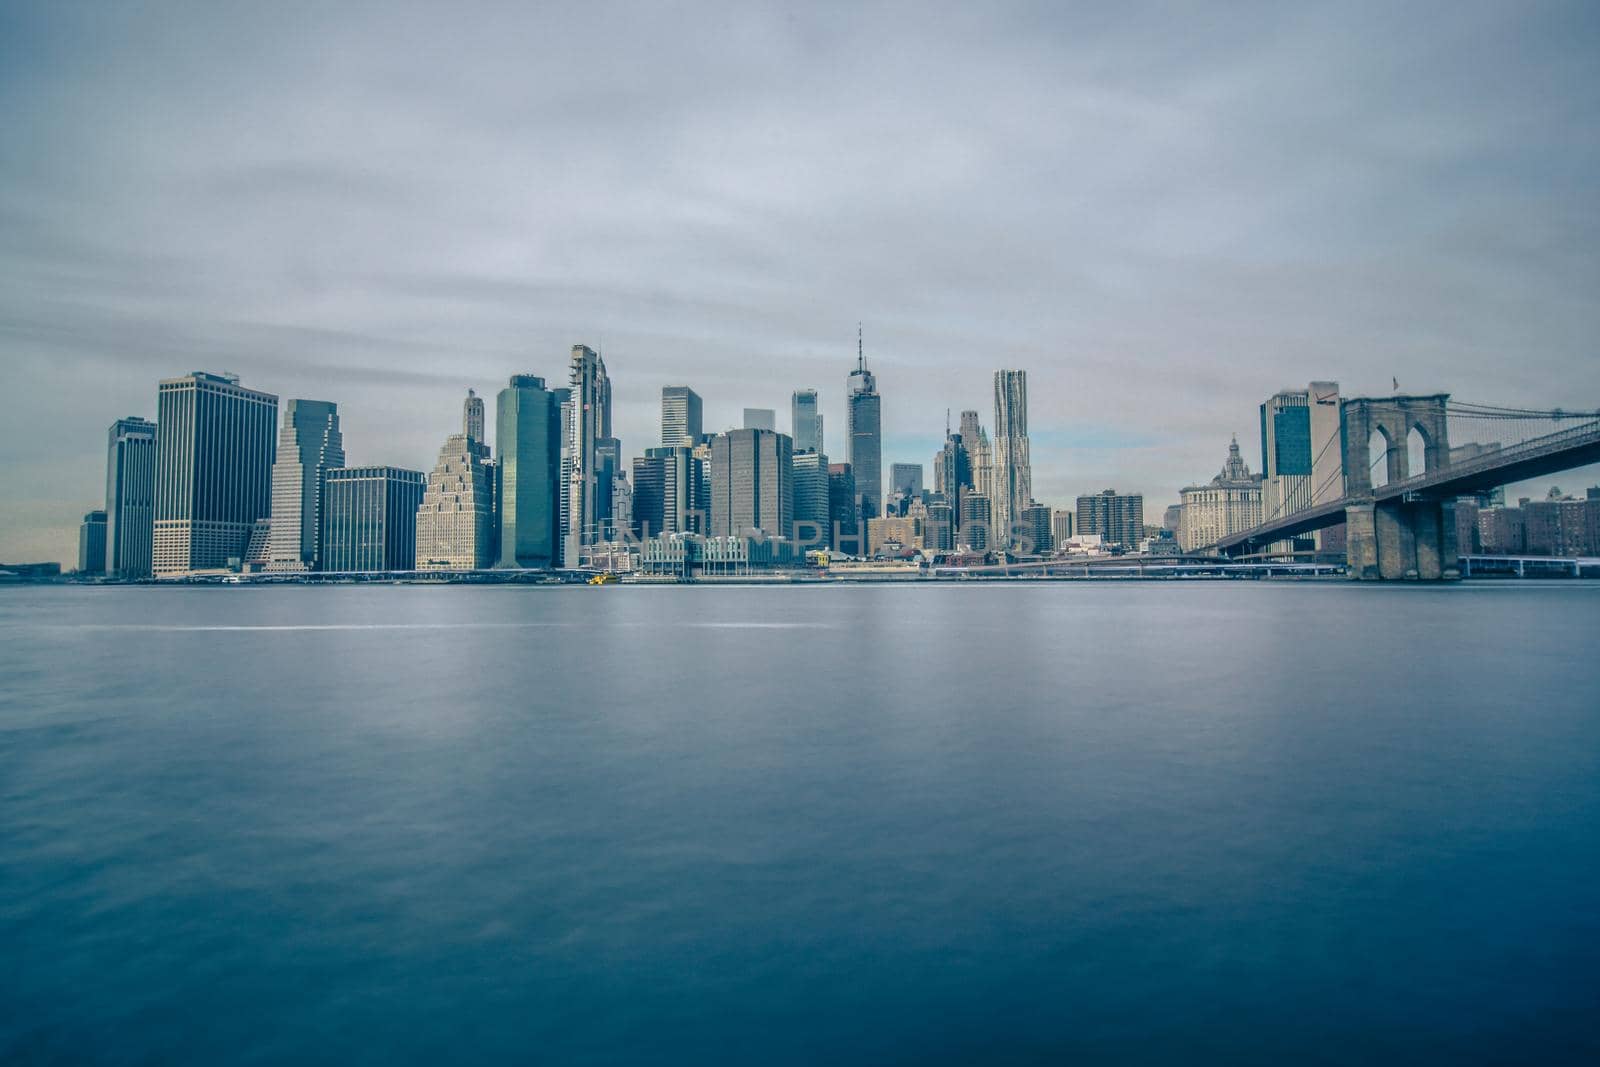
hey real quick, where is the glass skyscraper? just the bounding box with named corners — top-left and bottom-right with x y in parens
top-left (792, 389), bottom-right (822, 454)
top-left (792, 450), bottom-right (831, 548)
top-left (496, 374), bottom-right (562, 568)
top-left (709, 428), bottom-right (793, 540)
top-left (153, 372), bottom-right (278, 576)
top-left (846, 331), bottom-right (882, 525)
top-left (564, 345), bottom-right (612, 565)
top-left (105, 415), bottom-right (156, 578)
top-left (661, 386), bottom-right (703, 447)
top-left (323, 466), bottom-right (425, 572)
top-left (266, 399), bottom-right (344, 571)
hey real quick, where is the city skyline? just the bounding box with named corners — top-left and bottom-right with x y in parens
top-left (3, 3), bottom-right (1599, 565)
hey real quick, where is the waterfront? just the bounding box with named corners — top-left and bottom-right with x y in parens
top-left (4, 584), bottom-right (1599, 1063)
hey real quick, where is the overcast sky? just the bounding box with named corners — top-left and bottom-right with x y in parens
top-left (3, 1), bottom-right (1598, 564)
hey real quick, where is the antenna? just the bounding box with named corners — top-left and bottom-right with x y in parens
top-left (946, 407), bottom-right (951, 436)
top-left (857, 322), bottom-right (864, 372)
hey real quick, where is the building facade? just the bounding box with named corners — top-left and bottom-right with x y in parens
top-left (496, 374), bottom-right (562, 568)
top-left (632, 445), bottom-right (705, 539)
top-left (564, 345), bottom-right (613, 565)
top-left (1051, 509), bottom-right (1073, 548)
top-left (323, 466), bottom-right (425, 572)
top-left (828, 463), bottom-right (857, 553)
top-left (1177, 437), bottom-right (1264, 551)
top-left (992, 370), bottom-right (1032, 547)
top-left (792, 390), bottom-right (823, 453)
top-left (708, 428), bottom-right (793, 540)
top-left (266, 399), bottom-right (344, 571)
top-left (960, 492), bottom-right (992, 551)
top-left (153, 372), bottom-right (279, 576)
top-left (78, 511), bottom-right (107, 574)
top-left (1076, 489), bottom-right (1145, 548)
top-left (846, 332), bottom-right (882, 525)
top-left (960, 410), bottom-right (993, 503)
top-left (792, 450), bottom-right (831, 548)
top-left (1260, 382), bottom-right (1341, 536)
top-left (1020, 502), bottom-right (1052, 555)
top-left (105, 416), bottom-right (156, 578)
top-left (743, 408), bottom-right (776, 431)
top-left (415, 433), bottom-right (496, 570)
top-left (661, 386), bottom-right (703, 447)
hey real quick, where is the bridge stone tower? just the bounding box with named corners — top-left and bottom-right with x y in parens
top-left (1341, 395), bottom-right (1459, 580)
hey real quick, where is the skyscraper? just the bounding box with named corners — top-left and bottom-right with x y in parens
top-left (153, 372), bottom-right (278, 576)
top-left (934, 428), bottom-right (972, 529)
top-left (847, 328), bottom-right (882, 525)
top-left (322, 466), bottom-right (425, 572)
top-left (1260, 382), bottom-right (1342, 545)
top-left (632, 445), bottom-right (705, 539)
top-left (792, 450), bottom-right (831, 548)
top-left (463, 389), bottom-right (487, 454)
top-left (266, 399), bottom-right (344, 571)
top-left (564, 345), bottom-right (612, 564)
top-left (960, 409), bottom-right (993, 503)
top-left (891, 463), bottom-right (923, 499)
top-left (105, 416), bottom-right (156, 578)
top-left (992, 370), bottom-right (1031, 548)
top-left (1076, 489), bottom-right (1144, 548)
top-left (496, 374), bottom-right (562, 568)
top-left (1020, 502), bottom-right (1053, 555)
top-left (416, 432), bottom-right (496, 570)
top-left (78, 511), bottom-right (106, 574)
top-left (743, 408), bottom-right (776, 432)
top-left (960, 492), bottom-right (992, 551)
top-left (661, 386), bottom-right (703, 446)
top-left (792, 390), bottom-right (823, 453)
top-left (828, 463), bottom-right (857, 553)
top-left (708, 428), bottom-right (793, 540)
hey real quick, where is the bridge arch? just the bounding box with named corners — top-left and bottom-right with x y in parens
top-left (1341, 394), bottom-right (1451, 496)
top-left (1369, 426), bottom-right (1394, 489)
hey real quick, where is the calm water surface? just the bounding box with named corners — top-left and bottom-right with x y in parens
top-left (3, 583), bottom-right (1599, 1064)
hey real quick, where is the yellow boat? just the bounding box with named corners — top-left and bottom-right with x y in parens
top-left (587, 573), bottom-right (617, 585)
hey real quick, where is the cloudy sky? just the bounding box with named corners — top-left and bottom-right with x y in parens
top-left (2, 0), bottom-right (1597, 563)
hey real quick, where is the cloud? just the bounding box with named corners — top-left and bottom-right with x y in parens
top-left (2, 0), bottom-right (1598, 562)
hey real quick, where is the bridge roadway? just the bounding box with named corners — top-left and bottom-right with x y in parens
top-left (1212, 416), bottom-right (1600, 557)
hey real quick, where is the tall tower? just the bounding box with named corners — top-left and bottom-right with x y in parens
top-left (267, 399), bottom-right (344, 571)
top-left (792, 389), bottom-right (823, 453)
top-left (661, 386), bottom-right (702, 446)
top-left (496, 375), bottom-right (562, 568)
top-left (463, 389), bottom-right (487, 454)
top-left (708, 428), bottom-right (793, 540)
top-left (564, 344), bottom-right (612, 565)
top-left (992, 369), bottom-right (1031, 547)
top-left (960, 409), bottom-right (993, 503)
top-left (105, 416), bottom-right (157, 577)
top-left (846, 326), bottom-right (882, 525)
top-left (152, 372), bottom-right (278, 576)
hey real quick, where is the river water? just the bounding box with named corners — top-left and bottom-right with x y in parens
top-left (3, 582), bottom-right (1598, 1064)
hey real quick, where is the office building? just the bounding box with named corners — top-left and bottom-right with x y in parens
top-left (1260, 382), bottom-right (1341, 535)
top-left (847, 329), bottom-right (882, 525)
top-left (992, 370), bottom-right (1032, 547)
top-left (891, 463), bottom-right (923, 500)
top-left (105, 416), bottom-right (156, 578)
top-left (661, 386), bottom-right (703, 447)
top-left (611, 470), bottom-right (632, 545)
top-left (153, 372), bottom-right (279, 576)
top-left (416, 432), bottom-right (496, 571)
top-left (1076, 489), bottom-right (1145, 548)
top-left (708, 428), bottom-right (792, 540)
top-left (743, 408), bottom-right (776, 432)
top-left (792, 390), bottom-right (823, 453)
top-left (1177, 437), bottom-right (1263, 551)
top-left (1020, 502), bottom-right (1052, 555)
top-left (793, 450), bottom-right (831, 548)
top-left (960, 493), bottom-right (992, 551)
top-left (564, 344), bottom-right (612, 564)
top-left (323, 466), bottom-right (425, 572)
top-left (266, 399), bottom-right (344, 571)
top-left (1051, 510), bottom-right (1073, 548)
top-left (934, 430), bottom-right (972, 528)
top-left (633, 445), bottom-right (705, 539)
top-left (78, 511), bottom-right (107, 574)
top-left (828, 463), bottom-right (858, 553)
top-left (496, 375), bottom-right (562, 568)
top-left (463, 389), bottom-right (487, 454)
top-left (960, 410), bottom-right (993, 502)
top-left (924, 497), bottom-right (956, 551)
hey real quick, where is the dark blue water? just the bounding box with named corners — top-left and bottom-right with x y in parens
top-left (3, 583), bottom-right (1598, 1064)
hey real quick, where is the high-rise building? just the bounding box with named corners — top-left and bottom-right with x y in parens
top-left (105, 416), bottom-right (156, 578)
top-left (416, 432), bottom-right (496, 570)
top-left (153, 372), bottom-right (279, 576)
top-left (828, 463), bottom-right (858, 553)
top-left (632, 445), bottom-right (705, 539)
top-left (1051, 510), bottom-right (1073, 547)
top-left (1076, 489), bottom-right (1145, 548)
top-left (708, 428), bottom-right (793, 540)
top-left (792, 450), bottom-right (831, 548)
top-left (992, 370), bottom-right (1032, 548)
top-left (463, 389), bottom-right (487, 453)
top-left (1178, 437), bottom-right (1264, 551)
top-left (1260, 381), bottom-right (1341, 524)
top-left (743, 408), bottom-right (776, 432)
top-left (323, 466), bottom-right (425, 572)
top-left (564, 345), bottom-right (612, 564)
top-left (846, 329), bottom-right (882, 525)
top-left (266, 399), bottom-right (344, 571)
top-left (661, 386), bottom-right (703, 447)
top-left (934, 429), bottom-right (972, 529)
top-left (495, 375), bottom-right (562, 568)
top-left (961, 410), bottom-right (994, 503)
top-left (924, 497), bottom-right (956, 551)
top-left (78, 511), bottom-right (106, 574)
top-left (1020, 502), bottom-right (1052, 555)
top-left (891, 463), bottom-right (923, 500)
top-left (960, 492), bottom-right (992, 551)
top-left (792, 390), bottom-right (823, 454)
top-left (611, 470), bottom-right (632, 544)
